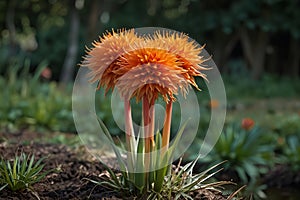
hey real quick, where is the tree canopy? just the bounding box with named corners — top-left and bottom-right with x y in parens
top-left (0, 0), bottom-right (299, 80)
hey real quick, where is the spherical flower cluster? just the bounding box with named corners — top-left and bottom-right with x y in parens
top-left (82, 29), bottom-right (209, 102)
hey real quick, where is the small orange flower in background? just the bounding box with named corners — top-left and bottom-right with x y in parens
top-left (210, 99), bottom-right (219, 109)
top-left (277, 137), bottom-right (285, 146)
top-left (82, 29), bottom-right (208, 102)
top-left (241, 118), bottom-right (255, 131)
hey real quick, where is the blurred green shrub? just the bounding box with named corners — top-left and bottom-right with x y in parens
top-left (224, 75), bottom-right (300, 100)
top-left (201, 123), bottom-right (275, 184)
top-left (0, 62), bottom-right (74, 132)
top-left (274, 114), bottom-right (300, 136)
top-left (282, 135), bottom-right (300, 172)
top-left (95, 91), bottom-right (122, 136)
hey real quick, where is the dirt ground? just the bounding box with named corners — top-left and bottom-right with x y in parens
top-left (0, 130), bottom-right (228, 200)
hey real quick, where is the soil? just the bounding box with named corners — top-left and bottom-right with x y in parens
top-left (263, 165), bottom-right (300, 188)
top-left (0, 130), bottom-right (228, 200)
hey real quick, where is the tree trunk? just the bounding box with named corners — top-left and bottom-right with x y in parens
top-left (87, 0), bottom-right (102, 42)
top-left (212, 30), bottom-right (239, 73)
top-left (288, 37), bottom-right (300, 78)
top-left (86, 0), bottom-right (116, 42)
top-left (60, 0), bottom-right (80, 84)
top-left (6, 0), bottom-right (17, 57)
top-left (240, 27), bottom-right (268, 80)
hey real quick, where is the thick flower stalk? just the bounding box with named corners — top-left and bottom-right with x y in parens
top-left (82, 29), bottom-right (209, 192)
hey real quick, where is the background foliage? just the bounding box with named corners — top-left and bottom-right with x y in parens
top-left (0, 0), bottom-right (300, 80)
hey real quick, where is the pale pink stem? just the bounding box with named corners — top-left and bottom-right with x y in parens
top-left (162, 101), bottom-right (173, 151)
top-left (124, 100), bottom-right (134, 172)
top-left (124, 100), bottom-right (134, 148)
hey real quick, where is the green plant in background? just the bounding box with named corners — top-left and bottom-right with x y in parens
top-left (0, 60), bottom-right (75, 132)
top-left (95, 90), bottom-right (123, 136)
top-left (224, 75), bottom-right (300, 101)
top-left (282, 135), bottom-right (300, 172)
top-left (0, 153), bottom-right (52, 193)
top-left (79, 29), bottom-right (237, 199)
top-left (0, 59), bottom-right (131, 135)
top-left (243, 182), bottom-right (268, 200)
top-left (275, 114), bottom-right (300, 136)
top-left (203, 119), bottom-right (275, 184)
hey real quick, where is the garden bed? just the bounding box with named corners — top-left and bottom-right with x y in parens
top-left (0, 131), bottom-right (228, 200)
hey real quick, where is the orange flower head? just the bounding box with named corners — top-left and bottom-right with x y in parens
top-left (150, 32), bottom-right (209, 90)
top-left (82, 29), bottom-right (209, 102)
top-left (241, 118), bottom-right (255, 131)
top-left (83, 29), bottom-right (142, 92)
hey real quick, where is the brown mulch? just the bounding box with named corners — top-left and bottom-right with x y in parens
top-left (0, 131), bottom-right (228, 200)
top-left (0, 143), bottom-right (114, 200)
top-left (262, 165), bottom-right (300, 188)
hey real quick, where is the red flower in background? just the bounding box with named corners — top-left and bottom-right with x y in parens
top-left (241, 118), bottom-right (255, 131)
top-left (40, 67), bottom-right (52, 79)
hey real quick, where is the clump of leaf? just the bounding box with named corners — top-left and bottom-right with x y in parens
top-left (86, 119), bottom-right (242, 199)
top-left (91, 157), bottom-right (243, 200)
top-left (0, 153), bottom-right (52, 192)
top-left (148, 158), bottom-right (242, 200)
